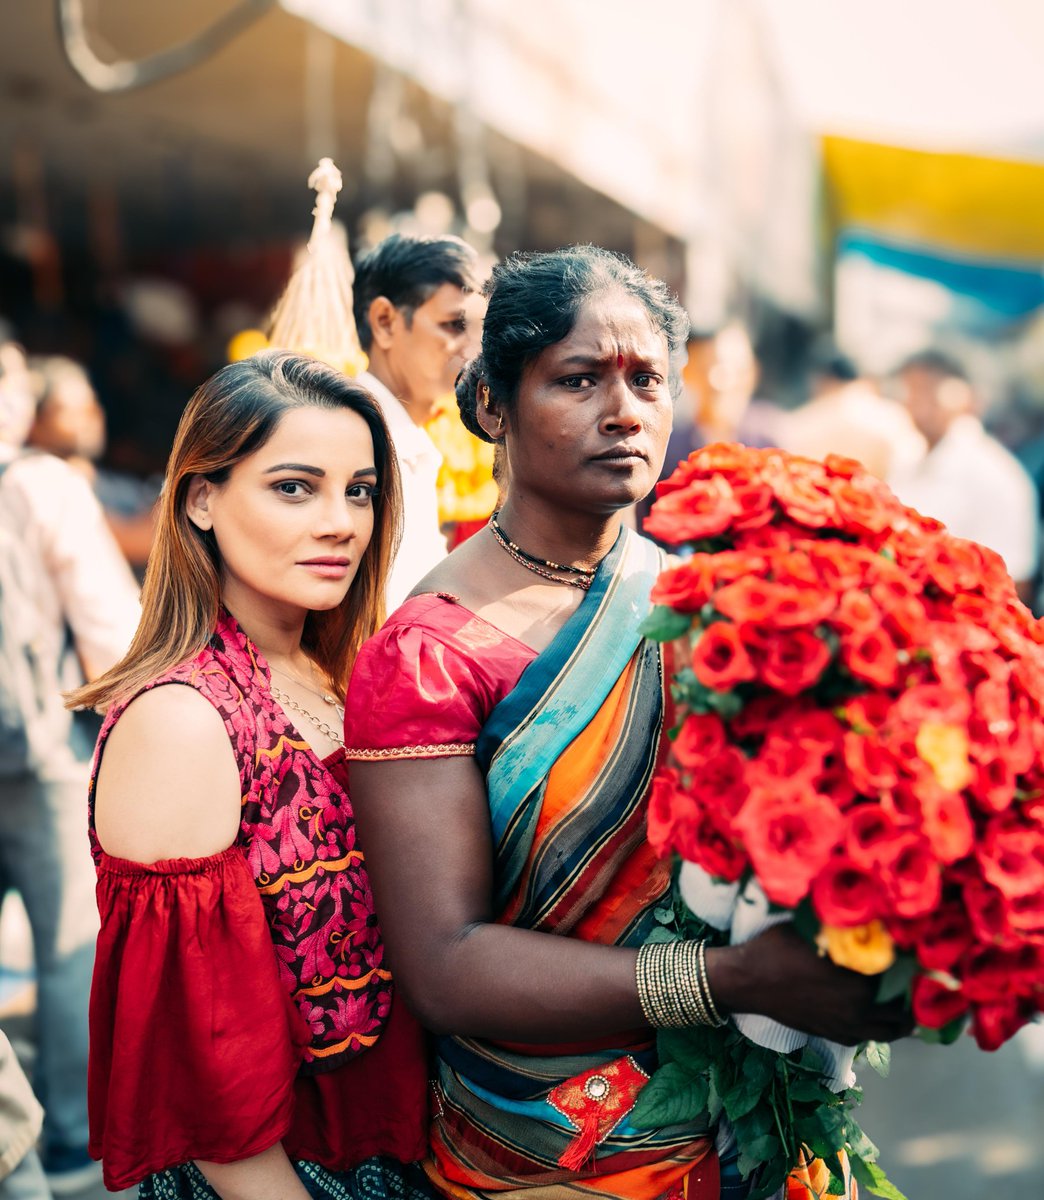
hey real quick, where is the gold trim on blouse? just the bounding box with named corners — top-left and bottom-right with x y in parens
top-left (344, 743), bottom-right (476, 760)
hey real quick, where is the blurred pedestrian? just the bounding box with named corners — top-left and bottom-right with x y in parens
top-left (75, 353), bottom-right (431, 1199)
top-left (0, 336), bottom-right (140, 1193)
top-left (636, 322), bottom-right (780, 540)
top-left (27, 356), bottom-right (158, 574)
top-left (0, 1031), bottom-right (49, 1200)
top-left (353, 234), bottom-right (478, 608)
top-left (780, 341), bottom-right (924, 479)
top-left (888, 350), bottom-right (1039, 603)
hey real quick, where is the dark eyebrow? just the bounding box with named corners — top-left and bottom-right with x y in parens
top-left (557, 353), bottom-right (661, 369)
top-left (264, 463), bottom-right (325, 477)
top-left (558, 354), bottom-right (610, 369)
top-left (262, 464), bottom-right (378, 479)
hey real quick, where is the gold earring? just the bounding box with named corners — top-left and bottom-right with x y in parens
top-left (481, 384), bottom-right (492, 411)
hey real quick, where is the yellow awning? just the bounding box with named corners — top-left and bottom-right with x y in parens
top-left (822, 136), bottom-right (1044, 260)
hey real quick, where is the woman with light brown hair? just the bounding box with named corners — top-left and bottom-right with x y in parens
top-left (72, 352), bottom-right (435, 1200)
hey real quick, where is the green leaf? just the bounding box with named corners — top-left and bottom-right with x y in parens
top-left (630, 1063), bottom-right (709, 1130)
top-left (916, 1014), bottom-right (967, 1045)
top-left (863, 1041), bottom-right (891, 1078)
top-left (790, 897), bottom-right (820, 944)
top-left (787, 1077), bottom-right (835, 1103)
top-left (656, 1028), bottom-right (718, 1077)
top-left (653, 905), bottom-right (675, 925)
top-left (642, 924), bottom-right (677, 945)
top-left (641, 605), bottom-right (692, 642)
top-left (722, 1076), bottom-right (763, 1121)
top-left (705, 1073), bottom-right (724, 1122)
top-left (737, 1133), bottom-right (781, 1178)
top-left (848, 1155), bottom-right (910, 1200)
top-left (876, 954), bottom-right (918, 1004)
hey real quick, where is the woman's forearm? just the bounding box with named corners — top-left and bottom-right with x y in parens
top-left (195, 1142), bottom-right (311, 1200)
top-left (403, 921), bottom-right (645, 1040)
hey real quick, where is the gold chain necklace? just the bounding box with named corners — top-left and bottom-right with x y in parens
top-left (269, 682), bottom-right (345, 747)
top-left (268, 662), bottom-right (345, 748)
top-left (488, 511), bottom-right (596, 591)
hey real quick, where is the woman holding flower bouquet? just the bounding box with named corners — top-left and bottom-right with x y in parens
top-left (344, 247), bottom-right (910, 1200)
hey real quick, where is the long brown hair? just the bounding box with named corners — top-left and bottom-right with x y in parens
top-left (70, 351), bottom-right (402, 711)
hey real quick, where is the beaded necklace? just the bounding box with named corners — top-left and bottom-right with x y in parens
top-left (488, 510), bottom-right (597, 592)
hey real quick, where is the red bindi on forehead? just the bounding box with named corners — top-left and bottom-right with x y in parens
top-left (616, 352), bottom-right (624, 369)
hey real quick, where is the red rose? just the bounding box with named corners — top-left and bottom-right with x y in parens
top-left (841, 627), bottom-right (900, 688)
top-left (729, 481), bottom-right (777, 530)
top-left (843, 732), bottom-right (899, 793)
top-left (918, 785), bottom-right (975, 865)
top-left (911, 974), bottom-right (968, 1030)
top-left (845, 805), bottom-right (904, 866)
top-left (833, 590), bottom-right (880, 635)
top-left (644, 476), bottom-right (740, 544)
top-left (811, 855), bottom-right (881, 926)
top-left (960, 944), bottom-right (1041, 1005)
top-left (879, 833), bottom-right (942, 919)
top-left (649, 559), bottom-right (715, 613)
top-left (690, 747), bottom-right (750, 816)
top-left (977, 821), bottom-right (1044, 900)
top-left (962, 879), bottom-right (1016, 948)
top-left (915, 908), bottom-right (975, 972)
top-left (728, 693), bottom-right (797, 742)
top-left (646, 769), bottom-right (686, 857)
top-left (672, 712), bottom-right (726, 768)
top-left (806, 543), bottom-right (875, 592)
top-left (923, 535), bottom-right (990, 596)
top-left (829, 476), bottom-right (898, 536)
top-left (772, 470), bottom-right (839, 529)
top-left (691, 623), bottom-right (757, 690)
top-left (971, 1000), bottom-right (1029, 1052)
top-left (712, 577), bottom-right (789, 625)
top-left (754, 628), bottom-right (832, 696)
top-left (969, 756), bottom-right (1017, 815)
top-left (673, 799), bottom-right (748, 882)
top-left (733, 786), bottom-right (844, 907)
top-left (1007, 888), bottom-right (1044, 936)
top-left (752, 733), bottom-right (826, 787)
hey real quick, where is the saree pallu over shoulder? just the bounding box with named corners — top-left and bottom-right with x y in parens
top-left (428, 530), bottom-right (718, 1200)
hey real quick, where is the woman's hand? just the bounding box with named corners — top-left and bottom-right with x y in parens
top-left (706, 924), bottom-right (914, 1046)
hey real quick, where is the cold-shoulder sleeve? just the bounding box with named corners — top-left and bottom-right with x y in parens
top-left (89, 847), bottom-right (309, 1190)
top-left (343, 594), bottom-right (535, 760)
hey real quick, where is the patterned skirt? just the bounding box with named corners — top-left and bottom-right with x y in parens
top-left (139, 1157), bottom-right (437, 1200)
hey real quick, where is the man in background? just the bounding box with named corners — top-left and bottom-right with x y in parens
top-left (353, 233), bottom-right (477, 608)
top-left (888, 349), bottom-right (1039, 603)
top-left (27, 356), bottom-right (157, 575)
top-left (0, 333), bottom-right (139, 1193)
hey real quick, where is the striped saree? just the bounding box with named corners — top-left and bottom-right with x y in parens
top-left (424, 529), bottom-right (718, 1200)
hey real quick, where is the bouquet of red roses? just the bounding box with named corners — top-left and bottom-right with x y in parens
top-left (633, 443), bottom-right (1044, 1197)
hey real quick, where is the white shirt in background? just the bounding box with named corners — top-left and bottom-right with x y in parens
top-left (358, 371), bottom-right (447, 611)
top-left (888, 414), bottom-right (1040, 583)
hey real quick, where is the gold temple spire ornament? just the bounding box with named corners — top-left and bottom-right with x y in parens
top-left (266, 157), bottom-right (368, 377)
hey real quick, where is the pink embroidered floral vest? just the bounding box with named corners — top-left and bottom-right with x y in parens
top-left (89, 610), bottom-right (391, 1074)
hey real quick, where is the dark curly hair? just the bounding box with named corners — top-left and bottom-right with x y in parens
top-left (456, 245), bottom-right (690, 444)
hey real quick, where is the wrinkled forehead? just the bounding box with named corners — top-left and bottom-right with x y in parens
top-left (553, 290), bottom-right (669, 362)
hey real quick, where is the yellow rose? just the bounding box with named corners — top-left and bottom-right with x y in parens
top-left (915, 722), bottom-right (973, 791)
top-left (815, 920), bottom-right (896, 975)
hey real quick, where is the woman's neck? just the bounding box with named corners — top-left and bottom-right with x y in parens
top-left (221, 591), bottom-right (308, 670)
top-left (495, 498), bottom-right (623, 572)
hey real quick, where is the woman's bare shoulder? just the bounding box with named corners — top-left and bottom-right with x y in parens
top-left (94, 683), bottom-right (242, 863)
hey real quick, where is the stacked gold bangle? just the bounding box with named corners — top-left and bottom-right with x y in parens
top-left (635, 940), bottom-right (728, 1029)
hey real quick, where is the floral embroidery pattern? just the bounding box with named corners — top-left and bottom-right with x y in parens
top-left (90, 611), bottom-right (390, 1073)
